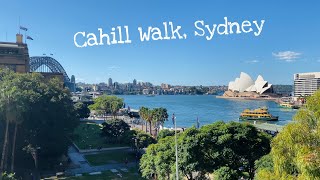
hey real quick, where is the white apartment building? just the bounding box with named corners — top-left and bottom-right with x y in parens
top-left (294, 72), bottom-right (320, 97)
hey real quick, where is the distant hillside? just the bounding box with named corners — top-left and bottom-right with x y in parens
top-left (272, 85), bottom-right (293, 95)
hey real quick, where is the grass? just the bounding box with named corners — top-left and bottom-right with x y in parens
top-left (71, 122), bottom-right (127, 150)
top-left (64, 167), bottom-right (145, 180)
top-left (84, 150), bottom-right (136, 166)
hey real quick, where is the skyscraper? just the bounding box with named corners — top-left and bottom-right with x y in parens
top-left (70, 75), bottom-right (76, 92)
top-left (133, 79), bottom-right (137, 86)
top-left (294, 72), bottom-right (320, 97)
top-left (108, 78), bottom-right (113, 87)
top-left (71, 75), bottom-right (75, 83)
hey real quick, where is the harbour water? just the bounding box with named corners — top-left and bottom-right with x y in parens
top-left (117, 95), bottom-right (296, 128)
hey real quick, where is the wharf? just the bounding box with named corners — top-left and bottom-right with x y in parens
top-left (253, 123), bottom-right (284, 136)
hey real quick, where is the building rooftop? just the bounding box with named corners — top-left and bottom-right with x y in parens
top-left (295, 72), bottom-right (320, 79)
top-left (253, 123), bottom-right (284, 132)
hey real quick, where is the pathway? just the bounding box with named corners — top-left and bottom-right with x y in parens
top-left (66, 146), bottom-right (137, 176)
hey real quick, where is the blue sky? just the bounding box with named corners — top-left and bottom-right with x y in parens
top-left (1, 1), bottom-right (319, 85)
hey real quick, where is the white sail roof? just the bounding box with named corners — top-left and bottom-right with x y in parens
top-left (228, 73), bottom-right (272, 94)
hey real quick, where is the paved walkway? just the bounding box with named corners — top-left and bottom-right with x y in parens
top-left (66, 146), bottom-right (137, 176)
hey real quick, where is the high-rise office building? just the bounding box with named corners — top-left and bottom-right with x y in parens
top-left (70, 75), bottom-right (76, 92)
top-left (108, 78), bottom-right (113, 87)
top-left (133, 79), bottom-right (137, 86)
top-left (294, 72), bottom-right (320, 97)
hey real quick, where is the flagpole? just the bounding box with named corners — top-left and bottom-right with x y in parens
top-left (19, 16), bottom-right (21, 34)
top-left (174, 114), bottom-right (178, 180)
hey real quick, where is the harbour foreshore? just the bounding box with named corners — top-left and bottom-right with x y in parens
top-left (216, 95), bottom-right (279, 101)
top-left (81, 115), bottom-right (283, 137)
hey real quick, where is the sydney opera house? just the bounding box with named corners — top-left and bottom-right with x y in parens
top-left (223, 72), bottom-right (274, 98)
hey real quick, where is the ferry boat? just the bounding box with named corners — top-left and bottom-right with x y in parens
top-left (239, 107), bottom-right (278, 121)
top-left (279, 103), bottom-right (293, 109)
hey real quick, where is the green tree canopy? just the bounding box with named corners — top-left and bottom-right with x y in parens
top-left (152, 108), bottom-right (168, 136)
top-left (157, 129), bottom-right (175, 140)
top-left (140, 121), bottom-right (271, 180)
top-left (257, 90), bottom-right (320, 179)
top-left (131, 129), bottom-right (156, 149)
top-left (89, 95), bottom-right (123, 118)
top-left (214, 166), bottom-right (238, 180)
top-left (0, 69), bottom-right (78, 175)
top-left (101, 119), bottom-right (130, 143)
top-left (74, 102), bottom-right (90, 119)
top-left (139, 107), bottom-right (168, 136)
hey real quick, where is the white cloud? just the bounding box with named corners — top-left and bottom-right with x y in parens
top-left (272, 51), bottom-right (301, 62)
top-left (108, 65), bottom-right (120, 71)
top-left (245, 60), bottom-right (259, 64)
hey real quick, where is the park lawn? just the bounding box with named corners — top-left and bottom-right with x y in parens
top-left (71, 122), bottom-right (127, 150)
top-left (84, 150), bottom-right (136, 166)
top-left (65, 167), bottom-right (144, 180)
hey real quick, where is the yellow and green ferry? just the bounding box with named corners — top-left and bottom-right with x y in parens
top-left (239, 107), bottom-right (278, 121)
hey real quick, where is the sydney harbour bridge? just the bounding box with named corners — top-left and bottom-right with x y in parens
top-left (29, 56), bottom-right (75, 91)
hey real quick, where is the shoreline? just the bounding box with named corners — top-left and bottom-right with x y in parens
top-left (216, 95), bottom-right (278, 102)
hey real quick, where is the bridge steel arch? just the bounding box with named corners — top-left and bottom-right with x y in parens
top-left (29, 56), bottom-right (70, 82)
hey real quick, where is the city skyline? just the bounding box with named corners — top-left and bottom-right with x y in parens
top-left (78, 76), bottom-right (291, 87)
top-left (1, 1), bottom-right (319, 85)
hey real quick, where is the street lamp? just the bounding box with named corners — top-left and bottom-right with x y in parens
top-left (172, 113), bottom-right (179, 180)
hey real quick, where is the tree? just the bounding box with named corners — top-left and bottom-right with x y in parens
top-left (101, 119), bottom-right (130, 143)
top-left (139, 107), bottom-right (168, 136)
top-left (214, 166), bottom-right (238, 180)
top-left (140, 121), bottom-right (271, 180)
top-left (0, 70), bottom-right (78, 175)
top-left (140, 144), bottom-right (158, 179)
top-left (255, 154), bottom-right (274, 173)
top-left (140, 135), bottom-right (176, 180)
top-left (199, 122), bottom-right (271, 179)
top-left (257, 90), bottom-right (320, 179)
top-left (1, 172), bottom-right (17, 180)
top-left (152, 108), bottom-right (168, 136)
top-left (74, 102), bottom-right (90, 119)
top-left (89, 95), bottom-right (123, 119)
top-left (139, 107), bottom-right (149, 133)
top-left (131, 129), bottom-right (156, 149)
top-left (157, 129), bottom-right (175, 140)
top-left (0, 70), bottom-right (35, 172)
top-left (177, 127), bottom-right (202, 180)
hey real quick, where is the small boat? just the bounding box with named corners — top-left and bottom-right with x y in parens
top-left (279, 103), bottom-right (293, 109)
top-left (292, 105), bottom-right (301, 109)
top-left (239, 107), bottom-right (278, 121)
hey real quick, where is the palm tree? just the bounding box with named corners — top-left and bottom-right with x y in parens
top-left (152, 108), bottom-right (168, 136)
top-left (140, 107), bottom-right (154, 135)
top-left (146, 109), bottom-right (153, 135)
top-left (139, 107), bottom-right (148, 132)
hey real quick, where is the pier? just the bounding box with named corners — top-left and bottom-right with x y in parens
top-left (253, 123), bottom-right (284, 136)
